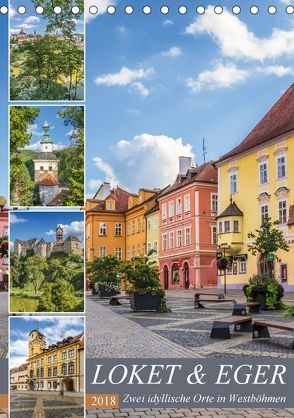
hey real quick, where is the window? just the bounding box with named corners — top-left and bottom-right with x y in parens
top-left (239, 261), bottom-right (247, 274)
top-left (224, 221), bottom-right (230, 233)
top-left (53, 355), bottom-right (57, 363)
top-left (49, 166), bottom-right (52, 171)
top-left (68, 363), bottom-right (74, 375)
top-left (115, 223), bottom-right (122, 236)
top-left (177, 230), bottom-right (182, 247)
top-left (69, 349), bottom-right (74, 358)
top-left (153, 217), bottom-right (158, 229)
top-left (48, 356), bottom-right (52, 364)
top-left (48, 382), bottom-right (51, 389)
top-left (218, 222), bottom-right (223, 234)
top-left (261, 205), bottom-right (269, 223)
top-left (184, 195), bottom-right (190, 213)
top-left (132, 245), bottom-right (135, 257)
top-left (211, 194), bottom-right (218, 213)
top-left (40, 368), bottom-right (44, 377)
top-left (62, 364), bottom-right (67, 375)
top-left (137, 244), bottom-right (140, 254)
top-left (259, 162), bottom-right (268, 184)
top-left (185, 227), bottom-right (191, 246)
top-left (233, 220), bottom-right (239, 232)
top-left (226, 264), bottom-right (232, 275)
top-left (230, 173), bottom-right (237, 194)
top-left (172, 263), bottom-right (180, 284)
top-left (277, 156), bottom-right (286, 179)
top-left (162, 234), bottom-right (167, 251)
top-left (53, 367), bottom-right (57, 377)
top-left (169, 201), bottom-right (174, 218)
top-left (99, 246), bottom-right (106, 257)
top-left (137, 219), bottom-right (141, 233)
top-left (115, 247), bottom-right (122, 260)
top-left (40, 166), bottom-right (44, 171)
top-left (53, 381), bottom-right (58, 389)
top-left (176, 198), bottom-right (182, 215)
top-left (169, 231), bottom-right (174, 249)
top-left (278, 200), bottom-right (287, 225)
top-left (147, 219), bottom-right (151, 231)
top-left (107, 201), bottom-right (114, 210)
top-left (126, 246), bottom-right (130, 260)
top-left (153, 241), bottom-right (158, 253)
top-left (162, 203), bottom-right (167, 220)
top-left (147, 242), bottom-right (152, 253)
top-left (127, 222), bottom-right (130, 236)
top-left (99, 223), bottom-right (106, 236)
top-left (132, 221), bottom-right (135, 234)
top-left (212, 226), bottom-right (217, 245)
top-left (62, 351), bottom-right (67, 360)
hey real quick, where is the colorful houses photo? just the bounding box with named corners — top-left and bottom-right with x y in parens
top-left (0, 198), bottom-right (8, 292)
top-left (86, 84), bottom-right (294, 293)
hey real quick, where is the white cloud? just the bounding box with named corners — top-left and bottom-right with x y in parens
top-left (88, 179), bottom-right (102, 190)
top-left (93, 157), bottom-right (119, 186)
top-left (129, 81), bottom-right (150, 98)
top-left (116, 25), bottom-right (128, 35)
top-left (85, 0), bottom-right (118, 22)
top-left (24, 141), bottom-right (66, 152)
top-left (95, 66), bottom-right (154, 86)
top-left (256, 65), bottom-right (294, 77)
top-left (186, 61), bottom-right (248, 93)
top-left (24, 16), bottom-right (40, 25)
top-left (185, 6), bottom-right (294, 62)
top-left (161, 46), bottom-right (183, 58)
top-left (10, 213), bottom-right (27, 224)
top-left (46, 221), bottom-right (84, 243)
top-left (94, 134), bottom-right (195, 190)
top-left (163, 19), bottom-right (173, 26)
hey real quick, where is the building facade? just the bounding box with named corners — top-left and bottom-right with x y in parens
top-left (216, 83), bottom-right (294, 291)
top-left (10, 364), bottom-right (28, 391)
top-left (26, 329), bottom-right (84, 393)
top-left (14, 225), bottom-right (83, 258)
top-left (0, 199), bottom-right (8, 291)
top-left (146, 205), bottom-right (160, 265)
top-left (158, 158), bottom-right (218, 289)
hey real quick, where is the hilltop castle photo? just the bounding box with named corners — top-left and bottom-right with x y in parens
top-left (14, 225), bottom-right (83, 259)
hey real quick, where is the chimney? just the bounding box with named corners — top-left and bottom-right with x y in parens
top-left (178, 156), bottom-right (192, 175)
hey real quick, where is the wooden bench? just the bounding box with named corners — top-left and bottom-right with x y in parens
top-left (210, 316), bottom-right (252, 339)
top-left (109, 295), bottom-right (130, 306)
top-left (232, 302), bottom-right (261, 316)
top-left (195, 292), bottom-right (235, 309)
top-left (253, 320), bottom-right (294, 349)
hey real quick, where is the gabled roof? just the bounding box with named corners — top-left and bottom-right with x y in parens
top-left (217, 201), bottom-right (243, 219)
top-left (47, 189), bottom-right (70, 206)
top-left (218, 84), bottom-right (294, 163)
top-left (159, 161), bottom-right (217, 197)
top-left (90, 187), bottom-right (131, 212)
top-left (38, 174), bottom-right (59, 186)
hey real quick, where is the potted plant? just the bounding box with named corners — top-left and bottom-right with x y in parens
top-left (87, 255), bottom-right (121, 297)
top-left (122, 255), bottom-right (166, 312)
top-left (243, 274), bottom-right (284, 310)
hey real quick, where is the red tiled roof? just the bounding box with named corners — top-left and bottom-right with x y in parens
top-left (47, 189), bottom-right (70, 206)
top-left (38, 174), bottom-right (59, 186)
top-left (90, 187), bottom-right (131, 212)
top-left (159, 161), bottom-right (217, 197)
top-left (218, 83), bottom-right (294, 163)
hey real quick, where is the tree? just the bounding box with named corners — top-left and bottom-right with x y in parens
top-left (248, 218), bottom-right (289, 278)
top-left (87, 255), bottom-right (121, 287)
top-left (37, 279), bottom-right (82, 312)
top-left (23, 256), bottom-right (47, 294)
top-left (58, 106), bottom-right (84, 206)
top-left (10, 107), bottom-right (39, 205)
top-left (121, 255), bottom-right (162, 293)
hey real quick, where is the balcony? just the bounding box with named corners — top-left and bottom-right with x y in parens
top-left (218, 232), bottom-right (243, 254)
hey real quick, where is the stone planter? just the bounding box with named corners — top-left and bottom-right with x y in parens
top-left (129, 292), bottom-right (161, 312)
top-left (94, 284), bottom-right (120, 298)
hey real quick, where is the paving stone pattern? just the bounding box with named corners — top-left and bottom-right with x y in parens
top-left (10, 392), bottom-right (84, 418)
top-left (86, 290), bottom-right (294, 359)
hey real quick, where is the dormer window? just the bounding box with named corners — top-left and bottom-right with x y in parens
top-left (107, 201), bottom-right (114, 210)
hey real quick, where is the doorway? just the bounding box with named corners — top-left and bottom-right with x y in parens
top-left (280, 264), bottom-right (288, 282)
top-left (163, 265), bottom-right (169, 290)
top-left (184, 262), bottom-right (190, 289)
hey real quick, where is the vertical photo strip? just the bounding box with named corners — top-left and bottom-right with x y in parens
top-left (9, 0), bottom-right (85, 101)
top-left (10, 316), bottom-right (85, 418)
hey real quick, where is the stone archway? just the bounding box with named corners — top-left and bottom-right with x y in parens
top-left (28, 380), bottom-right (34, 391)
top-left (63, 378), bottom-right (74, 392)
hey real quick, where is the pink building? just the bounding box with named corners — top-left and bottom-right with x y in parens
top-left (158, 158), bottom-right (218, 290)
top-left (0, 203), bottom-right (8, 291)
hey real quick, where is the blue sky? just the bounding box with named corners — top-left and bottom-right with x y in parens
top-left (85, 0), bottom-right (294, 197)
top-left (10, 316), bottom-right (84, 368)
top-left (10, 0), bottom-right (84, 35)
top-left (0, 2), bottom-right (8, 199)
top-left (14, 106), bottom-right (82, 152)
top-left (10, 211), bottom-right (84, 248)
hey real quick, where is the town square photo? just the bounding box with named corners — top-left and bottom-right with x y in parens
top-left (10, 316), bottom-right (84, 418)
top-left (85, 0), bottom-right (294, 376)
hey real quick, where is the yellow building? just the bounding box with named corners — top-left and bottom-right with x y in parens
top-left (145, 205), bottom-right (160, 265)
top-left (10, 364), bottom-right (28, 391)
top-left (125, 189), bottom-right (157, 260)
top-left (86, 182), bottom-right (131, 262)
top-left (26, 329), bottom-right (84, 393)
top-left (216, 84), bottom-right (294, 291)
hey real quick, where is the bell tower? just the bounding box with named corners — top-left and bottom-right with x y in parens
top-left (28, 330), bottom-right (46, 358)
top-left (40, 121), bottom-right (53, 153)
top-left (56, 225), bottom-right (64, 244)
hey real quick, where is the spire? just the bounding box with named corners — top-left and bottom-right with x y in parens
top-left (40, 120), bottom-right (53, 144)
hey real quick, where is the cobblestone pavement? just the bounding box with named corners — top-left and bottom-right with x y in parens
top-left (10, 392), bottom-right (84, 418)
top-left (86, 289), bottom-right (294, 359)
top-left (0, 293), bottom-right (8, 358)
top-left (86, 407), bottom-right (294, 418)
